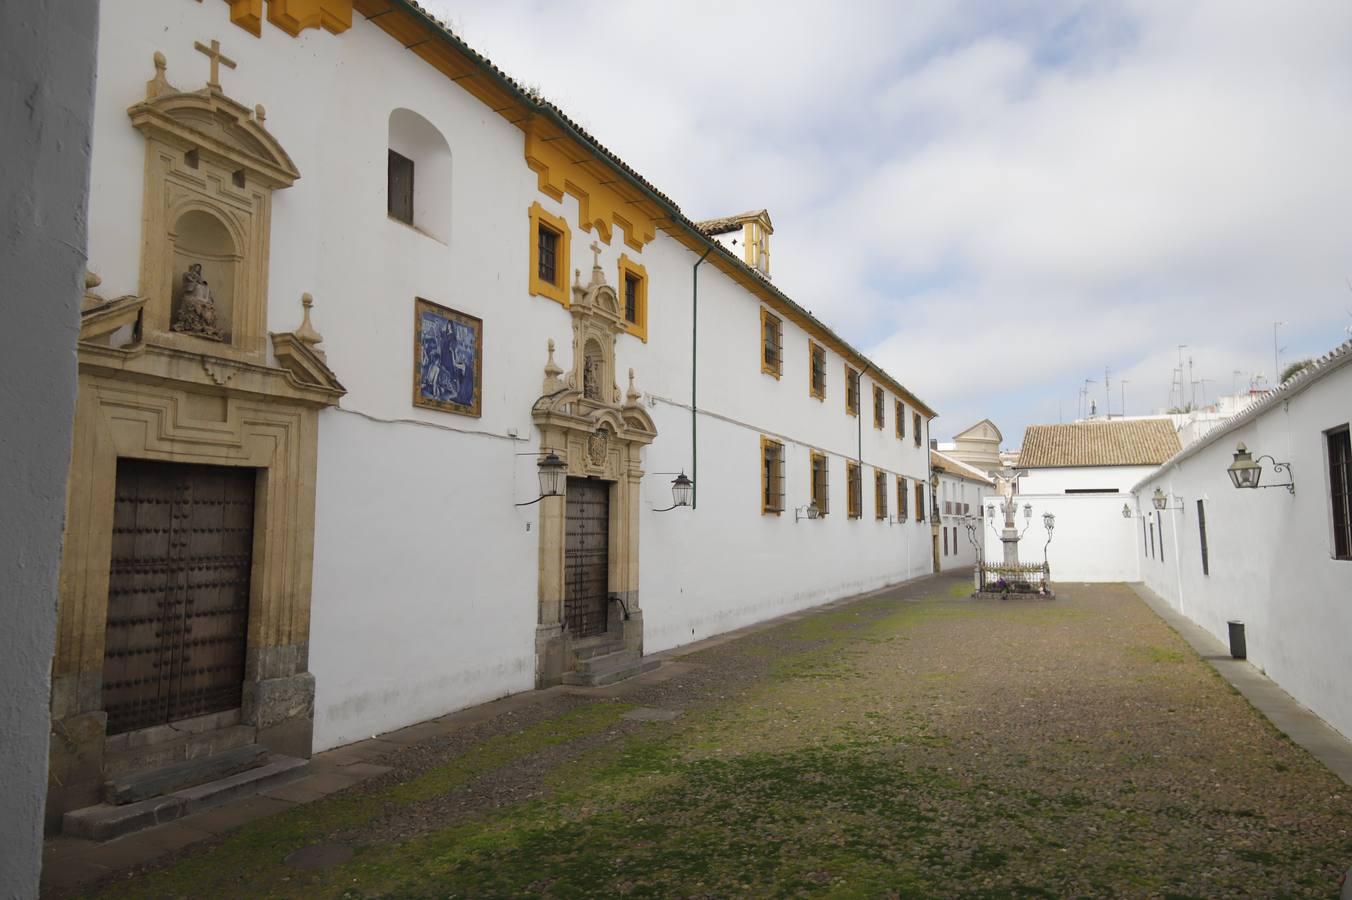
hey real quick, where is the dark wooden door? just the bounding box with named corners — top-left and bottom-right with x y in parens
top-left (564, 477), bottom-right (609, 638)
top-left (102, 459), bottom-right (255, 736)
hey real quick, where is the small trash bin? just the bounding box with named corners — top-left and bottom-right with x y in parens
top-left (1227, 620), bottom-right (1246, 660)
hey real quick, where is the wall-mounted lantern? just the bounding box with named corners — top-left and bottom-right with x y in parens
top-left (654, 471), bottom-right (694, 512)
top-left (1226, 442), bottom-right (1295, 494)
top-left (515, 451), bottom-right (568, 507)
top-left (795, 502), bottom-right (821, 522)
top-left (1122, 503), bottom-right (1133, 518)
top-left (1152, 487), bottom-right (1184, 511)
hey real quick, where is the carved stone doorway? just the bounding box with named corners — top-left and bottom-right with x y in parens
top-left (563, 477), bottom-right (610, 639)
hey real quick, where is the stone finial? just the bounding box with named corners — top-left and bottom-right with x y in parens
top-left (625, 368), bottom-right (641, 405)
top-left (295, 292), bottom-right (324, 350)
top-left (255, 103), bottom-right (267, 123)
top-left (542, 338), bottom-right (564, 394)
top-left (82, 270), bottom-right (104, 312)
top-left (146, 51), bottom-right (172, 99)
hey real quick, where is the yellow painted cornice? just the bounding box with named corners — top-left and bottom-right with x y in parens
top-left (227, 0), bottom-right (352, 38)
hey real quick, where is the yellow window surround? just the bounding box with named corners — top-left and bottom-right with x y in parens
top-left (809, 450), bottom-right (829, 515)
top-left (760, 436), bottom-right (785, 515)
top-left (528, 201), bottom-right (570, 307)
top-left (761, 308), bottom-right (783, 379)
top-left (617, 254), bottom-right (648, 342)
top-left (897, 475), bottom-right (908, 521)
top-left (873, 385), bottom-right (885, 430)
top-left (808, 341), bottom-right (826, 400)
top-left (845, 365), bottom-right (860, 416)
top-left (895, 400), bottom-right (905, 439)
top-left (875, 469), bottom-right (888, 520)
top-left (846, 460), bottom-right (861, 519)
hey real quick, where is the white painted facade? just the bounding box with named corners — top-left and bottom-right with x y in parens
top-left (1133, 343), bottom-right (1352, 741)
top-left (932, 451), bottom-right (994, 572)
top-left (982, 493), bottom-right (1142, 583)
top-left (87, 4), bottom-right (937, 751)
top-left (1017, 465), bottom-right (1157, 495)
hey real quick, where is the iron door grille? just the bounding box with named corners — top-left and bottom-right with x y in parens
top-left (564, 477), bottom-right (610, 638)
top-left (102, 459), bottom-right (255, 735)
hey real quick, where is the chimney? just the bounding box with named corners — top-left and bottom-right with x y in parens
top-left (930, 438), bottom-right (938, 450)
top-left (694, 210), bottom-right (774, 278)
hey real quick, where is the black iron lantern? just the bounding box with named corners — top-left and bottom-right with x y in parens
top-left (1121, 503), bottom-right (1132, 519)
top-left (515, 451), bottom-right (568, 507)
top-left (1152, 487), bottom-right (1167, 510)
top-left (655, 471), bottom-right (694, 512)
top-left (1042, 511), bottom-right (1055, 533)
top-left (1227, 442), bottom-right (1262, 489)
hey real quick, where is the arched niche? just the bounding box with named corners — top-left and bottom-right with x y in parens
top-left (170, 209), bottom-right (241, 342)
top-left (388, 108), bottom-right (452, 241)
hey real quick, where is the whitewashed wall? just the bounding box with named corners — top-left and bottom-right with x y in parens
top-left (1135, 360), bottom-right (1352, 741)
top-left (936, 473), bottom-right (991, 571)
top-left (983, 493), bottom-right (1142, 583)
top-left (90, 5), bottom-right (938, 750)
top-left (1018, 465), bottom-right (1157, 494)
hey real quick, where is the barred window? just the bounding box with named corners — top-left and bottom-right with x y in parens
top-left (809, 342), bottom-right (826, 399)
top-left (810, 451), bottom-right (830, 515)
top-left (895, 400), bottom-right (905, 439)
top-left (846, 366), bottom-right (860, 416)
top-left (913, 412), bottom-right (922, 447)
top-left (624, 273), bottom-right (640, 324)
top-left (875, 470), bottom-right (888, 520)
top-left (761, 309), bottom-right (783, 377)
top-left (1329, 427), bottom-right (1351, 560)
top-left (537, 222), bottom-right (560, 286)
top-left (897, 476), bottom-right (908, 521)
top-left (873, 386), bottom-right (885, 430)
top-left (761, 437), bottom-right (785, 514)
top-left (915, 482), bottom-right (925, 523)
top-left (847, 460), bottom-right (862, 518)
top-left (387, 150), bottom-right (414, 225)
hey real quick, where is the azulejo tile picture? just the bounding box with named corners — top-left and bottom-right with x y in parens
top-left (413, 297), bottom-right (482, 417)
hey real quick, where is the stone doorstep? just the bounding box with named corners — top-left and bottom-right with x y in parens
top-left (572, 639), bottom-right (625, 661)
top-left (103, 723), bottom-right (257, 779)
top-left (561, 652), bottom-right (661, 687)
top-left (104, 744), bottom-right (267, 805)
top-left (63, 755), bottom-right (309, 842)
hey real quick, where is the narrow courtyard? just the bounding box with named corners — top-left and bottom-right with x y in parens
top-left (55, 573), bottom-right (1349, 898)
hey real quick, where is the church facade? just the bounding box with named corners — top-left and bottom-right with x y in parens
top-left (53, 0), bottom-right (937, 827)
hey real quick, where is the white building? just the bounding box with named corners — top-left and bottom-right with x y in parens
top-left (50, 0), bottom-right (940, 830)
top-left (931, 449), bottom-right (995, 571)
top-left (1134, 339), bottom-right (1352, 740)
top-left (986, 419), bottom-right (1181, 582)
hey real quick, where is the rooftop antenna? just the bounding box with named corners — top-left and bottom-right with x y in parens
top-left (1171, 345), bottom-right (1187, 410)
top-left (1081, 378), bottom-right (1097, 419)
top-left (1104, 366), bottom-right (1111, 418)
top-left (1273, 321), bottom-right (1286, 384)
top-left (1120, 379), bottom-right (1129, 417)
top-left (1187, 355), bottom-right (1196, 408)
top-left (1231, 369), bottom-right (1244, 395)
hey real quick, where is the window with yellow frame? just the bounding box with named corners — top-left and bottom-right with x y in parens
top-left (897, 475), bottom-right (908, 521)
top-left (761, 437), bottom-right (785, 514)
top-left (810, 450), bottom-right (830, 515)
top-left (895, 400), bottom-right (905, 439)
top-left (845, 365), bottom-right (860, 416)
top-left (874, 469), bottom-right (888, 520)
top-left (846, 460), bottom-right (862, 519)
top-left (809, 341), bottom-right (826, 400)
top-left (528, 201), bottom-right (570, 306)
top-left (617, 254), bottom-right (648, 341)
top-left (761, 309), bottom-right (783, 378)
top-left (873, 385), bottom-right (885, 430)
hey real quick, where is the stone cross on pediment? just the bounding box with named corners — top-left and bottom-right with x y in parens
top-left (194, 39), bottom-right (236, 92)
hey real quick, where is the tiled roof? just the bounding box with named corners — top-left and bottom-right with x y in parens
top-left (379, 1), bottom-right (936, 418)
top-left (1131, 336), bottom-right (1352, 492)
top-left (1017, 420), bottom-right (1181, 468)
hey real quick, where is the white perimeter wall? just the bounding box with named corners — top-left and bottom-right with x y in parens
top-left (1018, 465), bottom-right (1157, 494)
top-left (1136, 362), bottom-right (1352, 741)
top-left (936, 474), bottom-right (991, 572)
top-left (983, 493), bottom-right (1142, 583)
top-left (90, 4), bottom-right (939, 751)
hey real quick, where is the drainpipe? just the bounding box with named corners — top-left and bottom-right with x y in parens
top-left (857, 364), bottom-right (871, 463)
top-left (691, 246), bottom-right (713, 509)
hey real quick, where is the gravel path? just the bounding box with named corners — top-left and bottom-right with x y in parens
top-left (82, 573), bottom-right (1351, 898)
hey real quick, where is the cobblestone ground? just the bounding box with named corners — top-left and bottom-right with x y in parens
top-left (75, 574), bottom-right (1350, 898)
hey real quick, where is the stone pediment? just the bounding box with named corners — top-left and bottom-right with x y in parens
top-left (955, 418), bottom-right (1002, 443)
top-left (129, 55), bottom-right (299, 189)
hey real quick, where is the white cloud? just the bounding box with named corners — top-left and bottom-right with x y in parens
top-left (425, 0), bottom-right (1352, 442)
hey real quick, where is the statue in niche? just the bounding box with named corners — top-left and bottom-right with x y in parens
top-left (172, 263), bottom-right (222, 340)
top-left (583, 350), bottom-right (603, 401)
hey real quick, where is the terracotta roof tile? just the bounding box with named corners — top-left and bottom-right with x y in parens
top-left (1017, 420), bottom-right (1181, 468)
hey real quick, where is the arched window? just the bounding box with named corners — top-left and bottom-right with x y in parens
top-left (387, 108), bottom-right (451, 241)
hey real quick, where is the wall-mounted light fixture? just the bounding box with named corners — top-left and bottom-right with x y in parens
top-left (1151, 487), bottom-right (1185, 511)
top-left (1121, 503), bottom-right (1134, 519)
top-left (653, 471), bottom-right (694, 512)
top-left (795, 502), bottom-right (821, 522)
top-left (1226, 442), bottom-right (1295, 494)
top-left (515, 451), bottom-right (568, 506)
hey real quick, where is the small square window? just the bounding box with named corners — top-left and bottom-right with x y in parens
top-left (388, 150), bottom-right (415, 225)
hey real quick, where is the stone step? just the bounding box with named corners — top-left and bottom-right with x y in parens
top-left (64, 755), bottom-right (308, 842)
top-left (104, 744), bottom-right (267, 805)
top-left (103, 723), bottom-right (256, 778)
top-left (562, 650), bottom-right (660, 687)
top-left (573, 641), bottom-right (624, 661)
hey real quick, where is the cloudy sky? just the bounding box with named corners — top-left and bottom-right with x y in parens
top-left (426, 1), bottom-right (1352, 443)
